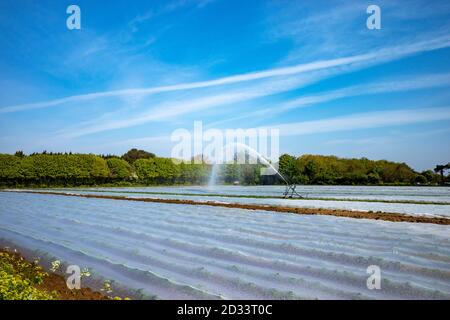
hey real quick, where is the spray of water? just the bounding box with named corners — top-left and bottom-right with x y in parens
top-left (207, 142), bottom-right (288, 188)
top-left (232, 143), bottom-right (288, 185)
top-left (208, 163), bottom-right (219, 189)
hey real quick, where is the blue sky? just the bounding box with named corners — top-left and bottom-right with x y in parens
top-left (0, 0), bottom-right (450, 170)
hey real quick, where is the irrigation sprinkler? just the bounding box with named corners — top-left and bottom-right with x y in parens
top-left (209, 143), bottom-right (304, 198)
top-left (282, 183), bottom-right (304, 199)
top-left (280, 173), bottom-right (304, 199)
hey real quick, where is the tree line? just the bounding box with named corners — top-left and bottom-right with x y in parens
top-left (0, 149), bottom-right (447, 187)
top-left (278, 154), bottom-right (447, 186)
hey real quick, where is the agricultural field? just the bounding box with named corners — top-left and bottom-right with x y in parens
top-left (1, 187), bottom-right (449, 299)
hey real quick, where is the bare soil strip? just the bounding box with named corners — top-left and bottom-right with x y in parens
top-left (7, 190), bottom-right (450, 225)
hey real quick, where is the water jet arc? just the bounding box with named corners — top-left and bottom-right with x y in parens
top-left (208, 142), bottom-right (303, 198)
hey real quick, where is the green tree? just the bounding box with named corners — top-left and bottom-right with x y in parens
top-left (278, 154), bottom-right (297, 183)
top-left (107, 158), bottom-right (132, 179)
top-left (434, 163), bottom-right (450, 185)
top-left (122, 148), bottom-right (155, 164)
top-left (415, 174), bottom-right (427, 185)
top-left (153, 157), bottom-right (180, 183)
top-left (0, 154), bottom-right (22, 184)
top-left (14, 151), bottom-right (25, 158)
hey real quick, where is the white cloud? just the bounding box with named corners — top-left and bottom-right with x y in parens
top-left (208, 72), bottom-right (450, 127)
top-left (51, 36), bottom-right (450, 138)
top-left (271, 107), bottom-right (450, 137)
top-left (59, 75), bottom-right (315, 138)
top-left (2, 34), bottom-right (449, 115)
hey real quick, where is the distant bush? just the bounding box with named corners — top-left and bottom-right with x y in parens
top-left (0, 153), bottom-right (109, 186)
top-left (278, 154), bottom-right (432, 185)
top-left (0, 154), bottom-right (21, 181)
top-left (106, 158), bottom-right (132, 180)
top-left (134, 157), bottom-right (181, 184)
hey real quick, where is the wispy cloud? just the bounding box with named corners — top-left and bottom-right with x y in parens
top-left (129, 0), bottom-right (217, 32)
top-left (0, 54), bottom-right (369, 114)
top-left (2, 34), bottom-right (449, 115)
top-left (45, 35), bottom-right (450, 139)
top-left (209, 72), bottom-right (450, 126)
top-left (107, 106), bottom-right (450, 152)
top-left (59, 75), bottom-right (315, 138)
top-left (265, 0), bottom-right (450, 64)
top-left (325, 127), bottom-right (450, 146)
top-left (271, 107), bottom-right (450, 137)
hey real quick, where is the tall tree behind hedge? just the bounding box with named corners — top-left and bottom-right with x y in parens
top-left (122, 148), bottom-right (155, 164)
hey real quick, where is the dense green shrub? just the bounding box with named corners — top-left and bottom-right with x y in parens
top-left (0, 154), bottom-right (21, 180)
top-left (135, 157), bottom-right (181, 184)
top-left (134, 158), bottom-right (158, 182)
top-left (278, 154), bottom-right (434, 185)
top-left (106, 158), bottom-right (132, 179)
top-left (0, 153), bottom-right (109, 186)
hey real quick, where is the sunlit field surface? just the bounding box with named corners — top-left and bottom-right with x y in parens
top-left (1, 190), bottom-right (449, 299)
top-left (86, 185), bottom-right (450, 202)
top-left (28, 185), bottom-right (450, 217)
